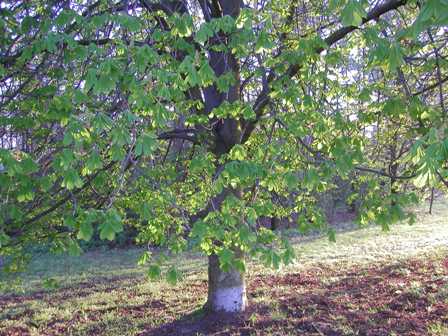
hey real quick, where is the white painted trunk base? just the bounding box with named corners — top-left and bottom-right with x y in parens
top-left (209, 285), bottom-right (247, 312)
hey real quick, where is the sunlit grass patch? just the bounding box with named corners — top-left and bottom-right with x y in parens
top-left (1, 198), bottom-right (448, 335)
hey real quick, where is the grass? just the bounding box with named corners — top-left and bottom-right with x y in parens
top-left (1, 197), bottom-right (448, 335)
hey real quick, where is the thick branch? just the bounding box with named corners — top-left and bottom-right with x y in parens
top-left (157, 128), bottom-right (200, 144)
top-left (413, 76), bottom-right (448, 97)
top-left (354, 165), bottom-right (416, 180)
top-left (436, 171), bottom-right (448, 188)
top-left (140, 0), bottom-right (188, 16)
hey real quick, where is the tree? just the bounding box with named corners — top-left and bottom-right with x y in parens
top-left (0, 0), bottom-right (447, 312)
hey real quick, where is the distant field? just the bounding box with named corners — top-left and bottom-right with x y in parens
top-left (1, 198), bottom-right (448, 335)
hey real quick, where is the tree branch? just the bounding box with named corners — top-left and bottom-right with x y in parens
top-left (413, 76), bottom-right (448, 97)
top-left (23, 161), bottom-right (116, 226)
top-left (276, 116), bottom-right (416, 180)
top-left (241, 0), bottom-right (408, 143)
top-left (354, 165), bottom-right (416, 180)
top-left (157, 128), bottom-right (200, 144)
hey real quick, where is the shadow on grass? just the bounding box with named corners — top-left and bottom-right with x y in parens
top-left (2, 255), bottom-right (448, 336)
top-left (138, 305), bottom-right (267, 336)
top-left (0, 274), bottom-right (143, 305)
top-left (140, 258), bottom-right (448, 336)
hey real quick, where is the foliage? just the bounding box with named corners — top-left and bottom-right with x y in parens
top-left (0, 0), bottom-right (447, 285)
top-left (1, 199), bottom-right (448, 334)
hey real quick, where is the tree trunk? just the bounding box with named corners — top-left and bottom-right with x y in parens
top-left (429, 187), bottom-right (435, 214)
top-left (271, 216), bottom-right (279, 231)
top-left (202, 0), bottom-right (245, 313)
top-left (389, 143), bottom-right (399, 206)
top-left (205, 252), bottom-right (247, 312)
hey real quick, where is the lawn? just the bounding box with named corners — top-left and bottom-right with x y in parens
top-left (1, 198), bottom-right (448, 335)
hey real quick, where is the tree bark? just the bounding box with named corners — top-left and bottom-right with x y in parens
top-left (205, 251), bottom-right (247, 312)
top-left (429, 187), bottom-right (435, 214)
top-left (200, 0), bottom-right (246, 313)
top-left (271, 216), bottom-right (279, 231)
top-left (202, 188), bottom-right (248, 312)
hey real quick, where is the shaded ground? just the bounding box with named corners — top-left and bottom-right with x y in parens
top-left (2, 255), bottom-right (448, 336)
top-left (143, 256), bottom-right (448, 336)
top-left (1, 198), bottom-right (448, 335)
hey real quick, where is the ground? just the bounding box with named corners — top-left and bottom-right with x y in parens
top-left (1, 198), bottom-right (448, 336)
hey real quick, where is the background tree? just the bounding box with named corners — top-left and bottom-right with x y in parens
top-left (0, 0), bottom-right (447, 312)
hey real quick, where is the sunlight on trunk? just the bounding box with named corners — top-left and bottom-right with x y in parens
top-left (206, 254), bottom-right (247, 312)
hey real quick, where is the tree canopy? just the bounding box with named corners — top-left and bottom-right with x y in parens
top-left (0, 0), bottom-right (447, 311)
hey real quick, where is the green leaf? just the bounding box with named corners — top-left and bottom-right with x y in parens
top-left (191, 220), bottom-right (208, 239)
top-left (95, 74), bottom-right (116, 94)
top-left (67, 239), bottom-right (82, 256)
top-left (59, 149), bottom-right (76, 170)
top-left (21, 158), bottom-right (39, 174)
top-left (412, 0), bottom-right (448, 38)
top-left (234, 259), bottom-right (246, 273)
top-left (135, 45), bottom-right (158, 70)
top-left (195, 23), bottom-right (214, 44)
top-left (262, 249), bottom-right (281, 269)
top-left (111, 127), bottom-right (131, 146)
top-left (413, 169), bottom-right (433, 188)
top-left (17, 186), bottom-right (34, 202)
top-left (110, 144), bottom-right (126, 161)
top-left (21, 16), bottom-right (36, 33)
top-left (115, 14), bottom-right (141, 32)
top-left (303, 169), bottom-right (320, 190)
top-left (135, 132), bottom-right (158, 157)
top-left (42, 278), bottom-right (59, 290)
top-left (282, 246), bottom-right (295, 265)
top-left (82, 151), bottom-right (102, 176)
top-left (0, 232), bottom-right (10, 248)
top-left (77, 212), bottom-right (95, 241)
top-left (341, 0), bottom-right (367, 26)
top-left (329, 0), bottom-right (346, 11)
top-left (148, 264), bottom-right (161, 280)
top-left (99, 223), bottom-right (115, 241)
top-left (141, 202), bottom-right (152, 220)
top-left (241, 104), bottom-right (255, 120)
top-left (91, 14), bottom-right (109, 27)
top-left (92, 113), bottom-right (112, 131)
top-left (255, 31), bottom-right (274, 53)
top-left (198, 61), bottom-right (216, 86)
top-left (84, 68), bottom-right (97, 92)
top-left (138, 251), bottom-right (152, 266)
top-left (77, 220), bottom-right (94, 241)
top-left (383, 98), bottom-right (404, 117)
top-left (63, 132), bottom-right (74, 146)
top-left (214, 15), bottom-right (236, 34)
top-left (218, 248), bottom-right (234, 271)
top-left (166, 266), bottom-right (181, 285)
top-left (216, 72), bottom-right (236, 93)
top-left (388, 42), bottom-right (404, 72)
top-left (99, 209), bottom-right (123, 241)
top-left (62, 169), bottom-right (83, 190)
top-left (229, 145), bottom-right (246, 161)
top-left (55, 9), bottom-right (75, 26)
top-left (171, 13), bottom-right (193, 37)
top-left (179, 56), bottom-right (199, 86)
